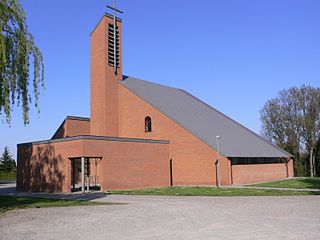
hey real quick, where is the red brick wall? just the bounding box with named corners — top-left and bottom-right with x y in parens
top-left (231, 163), bottom-right (289, 185)
top-left (288, 158), bottom-right (294, 177)
top-left (83, 139), bottom-right (169, 190)
top-left (118, 84), bottom-right (232, 186)
top-left (17, 138), bottom-right (169, 192)
top-left (90, 15), bottom-right (122, 136)
top-left (51, 118), bottom-right (90, 139)
top-left (17, 141), bottom-right (82, 192)
top-left (66, 119), bottom-right (90, 137)
top-left (51, 121), bottom-right (66, 139)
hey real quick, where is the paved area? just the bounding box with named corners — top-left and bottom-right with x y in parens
top-left (1, 182), bottom-right (320, 239)
top-left (0, 183), bottom-right (320, 239)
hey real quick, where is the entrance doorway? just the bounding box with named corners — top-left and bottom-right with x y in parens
top-left (70, 157), bottom-right (102, 192)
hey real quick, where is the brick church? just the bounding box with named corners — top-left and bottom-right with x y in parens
top-left (17, 10), bottom-right (293, 193)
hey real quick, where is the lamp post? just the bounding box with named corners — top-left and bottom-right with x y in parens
top-left (216, 136), bottom-right (221, 188)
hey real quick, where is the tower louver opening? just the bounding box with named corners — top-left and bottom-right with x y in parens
top-left (108, 23), bottom-right (120, 68)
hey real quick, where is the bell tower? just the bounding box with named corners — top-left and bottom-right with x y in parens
top-left (90, 3), bottom-right (123, 136)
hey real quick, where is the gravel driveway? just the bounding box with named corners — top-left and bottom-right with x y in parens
top-left (1, 194), bottom-right (320, 240)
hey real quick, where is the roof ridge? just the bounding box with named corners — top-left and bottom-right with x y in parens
top-left (66, 116), bottom-right (90, 122)
top-left (123, 76), bottom-right (180, 91)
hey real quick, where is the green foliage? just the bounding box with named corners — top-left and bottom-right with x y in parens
top-left (0, 0), bottom-right (44, 125)
top-left (0, 146), bottom-right (16, 172)
top-left (260, 85), bottom-right (320, 177)
top-left (0, 171), bottom-right (16, 180)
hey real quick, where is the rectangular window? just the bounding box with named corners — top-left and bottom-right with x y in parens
top-left (230, 157), bottom-right (285, 165)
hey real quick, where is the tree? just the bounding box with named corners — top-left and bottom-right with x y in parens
top-left (296, 86), bottom-right (320, 177)
top-left (0, 146), bottom-right (16, 172)
top-left (315, 139), bottom-right (320, 176)
top-left (0, 0), bottom-right (44, 125)
top-left (260, 85), bottom-right (320, 177)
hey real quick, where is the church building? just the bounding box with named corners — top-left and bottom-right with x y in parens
top-left (17, 11), bottom-right (293, 193)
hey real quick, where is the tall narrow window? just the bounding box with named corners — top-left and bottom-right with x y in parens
top-left (145, 116), bottom-right (152, 132)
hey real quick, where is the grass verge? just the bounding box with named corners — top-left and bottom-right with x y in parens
top-left (0, 196), bottom-right (117, 214)
top-left (0, 171), bottom-right (16, 181)
top-left (251, 177), bottom-right (320, 189)
top-left (110, 186), bottom-right (320, 197)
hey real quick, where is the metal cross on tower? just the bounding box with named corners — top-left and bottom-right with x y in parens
top-left (106, 0), bottom-right (123, 75)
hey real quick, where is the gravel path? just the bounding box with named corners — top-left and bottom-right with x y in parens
top-left (1, 194), bottom-right (320, 240)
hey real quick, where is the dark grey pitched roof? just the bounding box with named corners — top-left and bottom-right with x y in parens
top-left (121, 76), bottom-right (292, 158)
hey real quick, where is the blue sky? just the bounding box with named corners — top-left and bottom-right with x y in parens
top-left (1, 0), bottom-right (320, 158)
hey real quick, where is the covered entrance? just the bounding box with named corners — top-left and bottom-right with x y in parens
top-left (70, 157), bottom-right (102, 193)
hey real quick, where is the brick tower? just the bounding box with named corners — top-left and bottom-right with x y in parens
top-left (90, 12), bottom-right (123, 136)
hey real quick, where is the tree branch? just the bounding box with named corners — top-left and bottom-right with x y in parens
top-left (2, 28), bottom-right (15, 36)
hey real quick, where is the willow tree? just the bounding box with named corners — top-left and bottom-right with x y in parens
top-left (0, 0), bottom-right (44, 125)
top-left (260, 85), bottom-right (320, 177)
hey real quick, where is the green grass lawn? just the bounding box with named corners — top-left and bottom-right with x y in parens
top-left (251, 177), bottom-right (320, 189)
top-left (109, 186), bottom-right (320, 197)
top-left (0, 171), bottom-right (16, 181)
top-left (0, 196), bottom-right (117, 213)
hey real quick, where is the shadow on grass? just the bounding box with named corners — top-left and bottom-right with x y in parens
top-left (1, 196), bottom-right (60, 209)
top-left (297, 178), bottom-right (320, 189)
top-left (0, 196), bottom-right (120, 213)
top-left (252, 177), bottom-right (320, 190)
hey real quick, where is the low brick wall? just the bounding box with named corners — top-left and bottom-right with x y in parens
top-left (17, 136), bottom-right (170, 193)
top-left (232, 162), bottom-right (292, 185)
